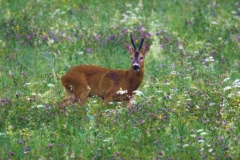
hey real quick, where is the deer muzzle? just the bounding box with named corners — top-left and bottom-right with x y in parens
top-left (133, 63), bottom-right (140, 71)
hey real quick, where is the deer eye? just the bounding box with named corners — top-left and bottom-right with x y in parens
top-left (131, 57), bottom-right (133, 60)
top-left (140, 57), bottom-right (144, 60)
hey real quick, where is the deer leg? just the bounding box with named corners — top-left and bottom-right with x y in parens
top-left (74, 85), bottom-right (91, 106)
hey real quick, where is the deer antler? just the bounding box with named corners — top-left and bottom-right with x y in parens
top-left (130, 33), bottom-right (136, 50)
top-left (139, 37), bottom-right (144, 50)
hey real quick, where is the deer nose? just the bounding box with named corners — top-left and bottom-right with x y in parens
top-left (133, 64), bottom-right (140, 71)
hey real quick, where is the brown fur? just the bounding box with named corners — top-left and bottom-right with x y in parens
top-left (61, 38), bottom-right (150, 106)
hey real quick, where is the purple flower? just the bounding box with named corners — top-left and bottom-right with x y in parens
top-left (26, 35), bottom-right (32, 40)
top-left (47, 143), bottom-right (54, 147)
top-left (158, 150), bottom-right (163, 155)
top-left (9, 151), bottom-right (14, 155)
top-left (236, 36), bottom-right (240, 42)
top-left (52, 36), bottom-right (57, 41)
top-left (122, 28), bottom-right (128, 34)
top-left (87, 48), bottom-right (92, 53)
top-left (21, 71), bottom-right (26, 76)
top-left (46, 104), bottom-right (50, 110)
top-left (140, 120), bottom-right (144, 124)
top-left (165, 36), bottom-right (171, 42)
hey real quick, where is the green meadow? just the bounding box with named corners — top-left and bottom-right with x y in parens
top-left (0, 0), bottom-right (240, 159)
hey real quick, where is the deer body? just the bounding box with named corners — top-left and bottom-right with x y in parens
top-left (61, 34), bottom-right (150, 106)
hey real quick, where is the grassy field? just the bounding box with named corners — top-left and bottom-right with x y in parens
top-left (0, 0), bottom-right (240, 159)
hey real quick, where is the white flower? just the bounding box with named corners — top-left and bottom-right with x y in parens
top-left (200, 132), bottom-right (208, 136)
top-left (134, 7), bottom-right (140, 12)
top-left (178, 45), bottom-right (184, 50)
top-left (47, 84), bottom-right (55, 87)
top-left (183, 144), bottom-right (190, 147)
top-left (25, 82), bottom-right (35, 86)
top-left (211, 21), bottom-right (218, 25)
top-left (227, 93), bottom-right (234, 98)
top-left (233, 79), bottom-right (240, 87)
top-left (77, 51), bottom-right (83, 55)
top-left (197, 129), bottom-right (204, 133)
top-left (209, 103), bottom-right (215, 106)
top-left (116, 88), bottom-right (128, 95)
top-left (133, 90), bottom-right (143, 96)
top-left (170, 70), bottom-right (177, 75)
top-left (0, 132), bottom-right (5, 136)
top-left (31, 105), bottom-right (45, 108)
top-left (190, 134), bottom-right (196, 137)
top-left (209, 148), bottom-right (213, 152)
top-left (126, 3), bottom-right (132, 7)
top-left (223, 77), bottom-right (230, 82)
top-left (47, 38), bottom-right (54, 45)
top-left (198, 140), bottom-right (205, 143)
top-left (205, 56), bottom-right (214, 62)
top-left (223, 86), bottom-right (232, 91)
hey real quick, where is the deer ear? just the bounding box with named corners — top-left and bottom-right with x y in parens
top-left (125, 42), bottom-right (134, 54)
top-left (140, 43), bottom-right (150, 54)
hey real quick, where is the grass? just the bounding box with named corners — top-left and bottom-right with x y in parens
top-left (0, 0), bottom-right (240, 159)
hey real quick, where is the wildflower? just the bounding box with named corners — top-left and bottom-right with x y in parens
top-left (47, 83), bottom-right (54, 87)
top-left (36, 105), bottom-right (45, 108)
top-left (197, 129), bottom-right (204, 133)
top-left (190, 134), bottom-right (196, 137)
top-left (209, 103), bottom-right (215, 106)
top-left (87, 48), bottom-right (92, 53)
top-left (183, 144), bottom-right (190, 147)
top-left (223, 77), bottom-right (230, 82)
top-left (47, 38), bottom-right (54, 45)
top-left (47, 143), bottom-right (54, 147)
top-left (233, 79), bottom-right (240, 87)
top-left (26, 35), bottom-right (32, 40)
top-left (200, 132), bottom-right (207, 136)
top-left (211, 21), bottom-right (218, 25)
top-left (208, 148), bottom-right (213, 152)
top-left (77, 51), bottom-right (83, 55)
top-left (227, 93), bottom-right (234, 98)
top-left (133, 90), bottom-right (143, 96)
top-left (9, 151), bottom-right (15, 155)
top-left (205, 56), bottom-right (214, 62)
top-left (116, 88), bottom-right (128, 95)
top-left (178, 45), bottom-right (184, 50)
top-left (198, 139), bottom-right (205, 143)
top-left (170, 70), bottom-right (177, 75)
top-left (126, 3), bottom-right (132, 7)
top-left (223, 86), bottom-right (232, 91)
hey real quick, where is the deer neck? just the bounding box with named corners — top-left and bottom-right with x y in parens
top-left (126, 64), bottom-right (144, 92)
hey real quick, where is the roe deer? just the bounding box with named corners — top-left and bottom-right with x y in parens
top-left (61, 33), bottom-right (150, 106)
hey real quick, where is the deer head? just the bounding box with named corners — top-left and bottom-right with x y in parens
top-left (125, 33), bottom-right (150, 71)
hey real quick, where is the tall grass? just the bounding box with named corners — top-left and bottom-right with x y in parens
top-left (0, 0), bottom-right (239, 159)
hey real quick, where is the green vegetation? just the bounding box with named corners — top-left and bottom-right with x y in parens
top-left (0, 0), bottom-right (239, 159)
